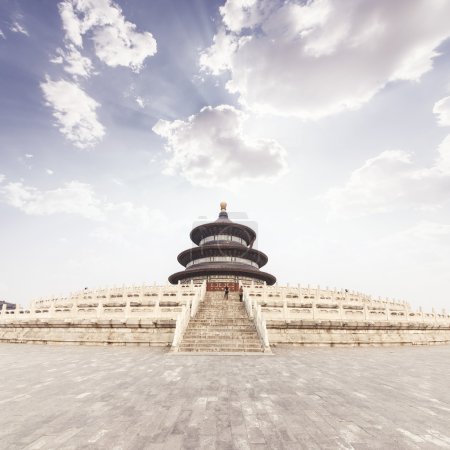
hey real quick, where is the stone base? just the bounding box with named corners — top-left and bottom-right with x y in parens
top-left (0, 319), bottom-right (176, 347)
top-left (267, 320), bottom-right (450, 346)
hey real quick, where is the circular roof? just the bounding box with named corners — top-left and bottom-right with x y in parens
top-left (177, 243), bottom-right (268, 268)
top-left (168, 263), bottom-right (276, 285)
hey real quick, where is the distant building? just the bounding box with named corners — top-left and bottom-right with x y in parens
top-left (168, 202), bottom-right (276, 290)
top-left (0, 300), bottom-right (16, 310)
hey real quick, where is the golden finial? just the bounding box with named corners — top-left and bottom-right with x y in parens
top-left (220, 201), bottom-right (227, 211)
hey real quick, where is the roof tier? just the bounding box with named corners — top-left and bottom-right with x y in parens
top-left (190, 211), bottom-right (256, 246)
top-left (177, 243), bottom-right (268, 268)
top-left (168, 263), bottom-right (276, 285)
top-left (168, 202), bottom-right (276, 286)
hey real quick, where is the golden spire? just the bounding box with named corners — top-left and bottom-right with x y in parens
top-left (220, 201), bottom-right (227, 211)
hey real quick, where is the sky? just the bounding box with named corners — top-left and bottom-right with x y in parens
top-left (1, 0), bottom-right (450, 311)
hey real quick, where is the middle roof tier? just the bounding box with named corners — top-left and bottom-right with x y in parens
top-left (177, 242), bottom-right (269, 268)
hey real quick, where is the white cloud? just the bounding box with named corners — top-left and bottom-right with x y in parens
top-left (135, 96), bottom-right (145, 108)
top-left (324, 140), bottom-right (450, 218)
top-left (383, 222), bottom-right (450, 245)
top-left (25, 154), bottom-right (33, 158)
top-left (199, 29), bottom-right (241, 76)
top-left (58, 1), bottom-right (83, 46)
top-left (201, 0), bottom-right (450, 118)
top-left (0, 174), bottom-right (5, 183)
top-left (0, 181), bottom-right (104, 220)
top-left (152, 104), bottom-right (287, 187)
top-left (0, 29), bottom-right (5, 39)
top-left (324, 95), bottom-right (450, 218)
top-left (0, 180), bottom-right (169, 243)
top-left (10, 21), bottom-right (29, 36)
top-left (46, 169), bottom-right (54, 175)
top-left (41, 77), bottom-right (105, 149)
top-left (433, 96), bottom-right (450, 127)
top-left (58, 0), bottom-right (157, 72)
top-left (51, 45), bottom-right (94, 78)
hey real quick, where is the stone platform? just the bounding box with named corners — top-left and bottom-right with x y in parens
top-left (1, 345), bottom-right (450, 449)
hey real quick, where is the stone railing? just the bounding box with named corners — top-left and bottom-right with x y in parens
top-left (0, 281), bottom-right (206, 323)
top-left (171, 281), bottom-right (207, 351)
top-left (242, 284), bottom-right (270, 351)
top-left (243, 283), bottom-right (450, 325)
top-left (191, 281), bottom-right (206, 318)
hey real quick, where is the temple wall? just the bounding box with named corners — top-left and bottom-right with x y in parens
top-left (0, 319), bottom-right (176, 346)
top-left (0, 283), bottom-right (204, 347)
top-left (267, 321), bottom-right (450, 347)
top-left (243, 284), bottom-right (450, 348)
top-left (1, 283), bottom-right (449, 348)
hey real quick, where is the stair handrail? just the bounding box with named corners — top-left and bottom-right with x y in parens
top-left (171, 281), bottom-right (207, 351)
top-left (241, 284), bottom-right (270, 350)
top-left (171, 302), bottom-right (191, 350)
top-left (191, 280), bottom-right (206, 318)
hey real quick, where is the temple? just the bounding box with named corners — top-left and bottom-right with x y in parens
top-left (1, 201), bottom-right (449, 350)
top-left (168, 202), bottom-right (276, 289)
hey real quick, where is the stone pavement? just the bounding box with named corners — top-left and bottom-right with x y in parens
top-left (1, 344), bottom-right (450, 449)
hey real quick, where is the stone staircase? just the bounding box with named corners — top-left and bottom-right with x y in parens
top-left (178, 291), bottom-right (265, 353)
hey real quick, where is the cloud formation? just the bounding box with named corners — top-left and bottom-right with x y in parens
top-left (0, 181), bottom-right (104, 219)
top-left (433, 96), bottom-right (450, 127)
top-left (0, 178), bottom-right (169, 243)
top-left (10, 21), bottom-right (29, 36)
top-left (201, 0), bottom-right (450, 118)
top-left (58, 0), bottom-right (157, 72)
top-left (41, 78), bottom-right (105, 149)
top-left (324, 96), bottom-right (450, 217)
top-left (152, 105), bottom-right (287, 187)
top-left (51, 44), bottom-right (94, 78)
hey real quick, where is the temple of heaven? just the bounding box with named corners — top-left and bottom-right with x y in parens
top-left (168, 202), bottom-right (276, 289)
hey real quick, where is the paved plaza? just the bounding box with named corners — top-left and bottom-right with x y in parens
top-left (1, 344), bottom-right (450, 449)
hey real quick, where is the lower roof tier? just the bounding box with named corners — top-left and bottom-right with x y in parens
top-left (168, 262), bottom-right (276, 285)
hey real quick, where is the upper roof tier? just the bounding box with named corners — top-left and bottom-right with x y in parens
top-left (190, 202), bottom-right (257, 246)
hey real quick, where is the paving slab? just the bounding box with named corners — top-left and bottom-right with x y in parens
top-left (0, 344), bottom-right (450, 449)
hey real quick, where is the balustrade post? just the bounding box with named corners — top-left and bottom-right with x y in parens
top-left (48, 302), bottom-right (55, 318)
top-left (282, 291), bottom-right (288, 322)
top-left (97, 299), bottom-right (103, 318)
top-left (249, 298), bottom-right (255, 318)
top-left (155, 287), bottom-right (162, 318)
top-left (71, 298), bottom-right (78, 318)
top-left (125, 297), bottom-right (131, 319)
top-left (404, 305), bottom-right (410, 322)
top-left (30, 300), bottom-right (36, 318)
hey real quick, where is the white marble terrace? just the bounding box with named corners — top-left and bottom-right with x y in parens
top-left (244, 283), bottom-right (450, 324)
top-left (1, 281), bottom-right (448, 326)
top-left (0, 282), bottom-right (205, 323)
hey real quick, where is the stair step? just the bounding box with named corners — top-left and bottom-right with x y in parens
top-left (179, 347), bottom-right (263, 352)
top-left (180, 342), bottom-right (260, 345)
top-left (180, 345), bottom-right (262, 349)
top-left (175, 291), bottom-right (265, 353)
top-left (184, 331), bottom-right (258, 334)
